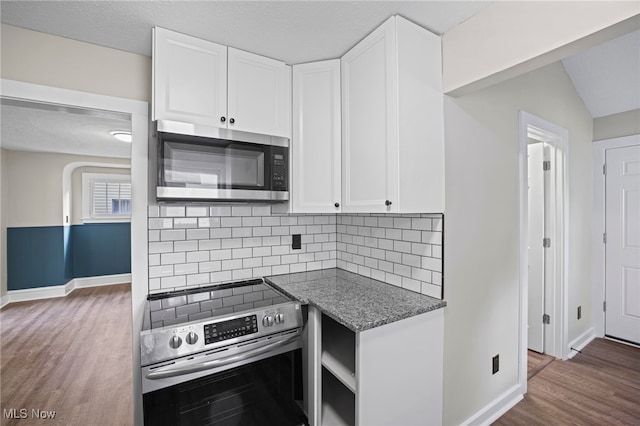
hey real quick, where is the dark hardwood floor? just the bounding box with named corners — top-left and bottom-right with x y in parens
top-left (494, 338), bottom-right (640, 425)
top-left (0, 284), bottom-right (133, 426)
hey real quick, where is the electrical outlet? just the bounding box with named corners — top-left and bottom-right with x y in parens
top-left (492, 354), bottom-right (499, 375)
top-left (577, 306), bottom-right (582, 320)
top-left (292, 234), bottom-right (302, 250)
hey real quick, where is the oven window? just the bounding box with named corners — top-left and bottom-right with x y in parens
top-left (143, 350), bottom-right (305, 426)
top-left (162, 141), bottom-right (265, 189)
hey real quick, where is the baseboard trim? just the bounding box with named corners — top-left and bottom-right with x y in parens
top-left (460, 384), bottom-right (523, 426)
top-left (567, 327), bottom-right (596, 359)
top-left (1, 274), bottom-right (131, 307)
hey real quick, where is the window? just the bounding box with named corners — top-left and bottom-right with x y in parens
top-left (82, 173), bottom-right (131, 222)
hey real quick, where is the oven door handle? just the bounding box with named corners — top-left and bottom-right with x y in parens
top-left (145, 334), bottom-right (299, 380)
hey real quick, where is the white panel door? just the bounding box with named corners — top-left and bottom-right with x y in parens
top-left (292, 60), bottom-right (341, 213)
top-left (227, 47), bottom-right (290, 138)
top-left (606, 144), bottom-right (640, 344)
top-left (527, 143), bottom-right (545, 353)
top-left (153, 27), bottom-right (227, 126)
top-left (341, 18), bottom-right (398, 213)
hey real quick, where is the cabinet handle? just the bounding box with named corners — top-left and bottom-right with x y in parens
top-left (229, 118), bottom-right (235, 124)
top-left (334, 202), bottom-right (340, 208)
top-left (385, 200), bottom-right (392, 206)
top-left (220, 116), bottom-right (226, 123)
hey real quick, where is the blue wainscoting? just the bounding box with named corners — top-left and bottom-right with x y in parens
top-left (7, 226), bottom-right (67, 290)
top-left (72, 223), bottom-right (131, 278)
top-left (7, 223), bottom-right (131, 290)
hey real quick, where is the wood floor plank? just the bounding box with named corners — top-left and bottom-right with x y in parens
top-left (0, 284), bottom-right (133, 426)
top-left (494, 338), bottom-right (640, 426)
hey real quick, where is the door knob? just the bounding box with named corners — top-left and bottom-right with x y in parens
top-left (220, 116), bottom-right (226, 122)
top-left (334, 202), bottom-right (340, 208)
top-left (385, 200), bottom-right (392, 206)
top-left (229, 118), bottom-right (235, 124)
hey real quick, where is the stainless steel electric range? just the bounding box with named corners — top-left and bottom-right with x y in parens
top-left (140, 278), bottom-right (307, 426)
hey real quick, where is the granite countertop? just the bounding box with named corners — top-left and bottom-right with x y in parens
top-left (265, 268), bottom-right (446, 332)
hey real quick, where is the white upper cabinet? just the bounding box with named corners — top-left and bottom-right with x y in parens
top-left (153, 27), bottom-right (227, 127)
top-left (153, 28), bottom-right (291, 138)
top-left (292, 60), bottom-right (342, 213)
top-left (341, 16), bottom-right (444, 213)
top-left (228, 48), bottom-right (291, 138)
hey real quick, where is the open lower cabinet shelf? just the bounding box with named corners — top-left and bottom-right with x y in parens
top-left (321, 314), bottom-right (356, 393)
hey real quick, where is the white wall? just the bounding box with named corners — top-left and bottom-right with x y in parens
top-left (442, 61), bottom-right (593, 425)
top-left (1, 149), bottom-right (7, 298)
top-left (5, 150), bottom-right (129, 228)
top-left (593, 109), bottom-right (640, 141)
top-left (442, 1), bottom-right (640, 95)
top-left (0, 24), bottom-right (151, 102)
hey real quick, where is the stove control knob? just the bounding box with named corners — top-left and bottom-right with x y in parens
top-left (274, 313), bottom-right (285, 324)
top-left (186, 331), bottom-right (198, 345)
top-left (262, 316), bottom-right (274, 327)
top-left (169, 335), bottom-right (182, 349)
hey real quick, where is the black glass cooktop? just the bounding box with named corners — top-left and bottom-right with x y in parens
top-left (145, 279), bottom-right (290, 329)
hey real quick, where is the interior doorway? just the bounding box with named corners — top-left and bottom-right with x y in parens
top-left (519, 111), bottom-right (569, 391)
top-left (593, 136), bottom-right (640, 346)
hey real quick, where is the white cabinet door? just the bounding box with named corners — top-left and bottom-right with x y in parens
top-left (153, 27), bottom-right (227, 126)
top-left (228, 47), bottom-right (291, 138)
top-left (292, 60), bottom-right (341, 213)
top-left (341, 19), bottom-right (398, 213)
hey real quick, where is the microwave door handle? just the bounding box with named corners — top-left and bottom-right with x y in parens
top-left (145, 334), bottom-right (299, 380)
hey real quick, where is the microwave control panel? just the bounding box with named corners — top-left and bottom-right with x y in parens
top-left (271, 148), bottom-right (288, 191)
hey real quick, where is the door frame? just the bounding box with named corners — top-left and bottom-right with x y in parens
top-left (0, 79), bottom-right (149, 424)
top-left (518, 111), bottom-right (569, 392)
top-left (592, 134), bottom-right (640, 339)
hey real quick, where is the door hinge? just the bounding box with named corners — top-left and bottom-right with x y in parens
top-left (603, 163), bottom-right (607, 175)
top-left (543, 238), bottom-right (551, 248)
top-left (603, 301), bottom-right (606, 312)
top-left (603, 233), bottom-right (607, 244)
top-left (543, 314), bottom-right (551, 324)
top-left (543, 160), bottom-right (551, 171)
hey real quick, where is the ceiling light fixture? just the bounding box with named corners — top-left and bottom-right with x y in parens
top-left (110, 130), bottom-right (132, 142)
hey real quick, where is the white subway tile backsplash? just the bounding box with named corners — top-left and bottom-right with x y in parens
top-left (210, 249), bottom-right (232, 261)
top-left (187, 251), bottom-right (210, 263)
top-left (148, 205), bottom-right (443, 298)
top-left (232, 206), bottom-right (253, 217)
top-left (186, 206), bottom-right (209, 217)
top-left (149, 241), bottom-right (174, 254)
top-left (200, 261), bottom-right (222, 273)
top-left (187, 229), bottom-right (210, 240)
top-left (161, 252), bottom-right (186, 265)
top-left (161, 229), bottom-right (186, 241)
top-left (199, 240), bottom-right (221, 250)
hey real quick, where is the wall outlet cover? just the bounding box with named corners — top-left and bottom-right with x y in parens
top-left (492, 354), bottom-right (499, 375)
top-left (578, 306), bottom-right (582, 320)
top-left (292, 234), bottom-right (302, 250)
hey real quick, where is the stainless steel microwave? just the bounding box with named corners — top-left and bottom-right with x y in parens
top-left (155, 121), bottom-right (289, 202)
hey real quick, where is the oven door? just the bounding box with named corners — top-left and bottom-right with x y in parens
top-left (142, 332), bottom-right (306, 426)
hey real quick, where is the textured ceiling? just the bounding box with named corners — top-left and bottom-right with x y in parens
top-left (0, 1), bottom-right (491, 64)
top-left (562, 30), bottom-right (640, 118)
top-left (0, 100), bottom-right (132, 158)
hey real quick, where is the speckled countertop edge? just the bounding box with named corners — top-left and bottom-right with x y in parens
top-left (265, 268), bottom-right (446, 332)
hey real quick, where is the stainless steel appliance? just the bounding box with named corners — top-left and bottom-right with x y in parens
top-left (140, 279), bottom-right (306, 425)
top-left (155, 120), bottom-right (289, 202)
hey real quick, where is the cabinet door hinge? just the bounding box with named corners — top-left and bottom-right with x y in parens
top-left (543, 238), bottom-right (551, 248)
top-left (603, 233), bottom-right (607, 244)
top-left (543, 314), bottom-right (551, 324)
top-left (603, 163), bottom-right (607, 175)
top-left (543, 161), bottom-right (551, 171)
top-left (603, 301), bottom-right (606, 312)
